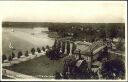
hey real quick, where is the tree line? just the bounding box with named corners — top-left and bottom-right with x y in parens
top-left (2, 46), bottom-right (47, 63)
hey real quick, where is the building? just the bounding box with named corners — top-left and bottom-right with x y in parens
top-left (74, 40), bottom-right (106, 69)
top-left (58, 39), bottom-right (107, 69)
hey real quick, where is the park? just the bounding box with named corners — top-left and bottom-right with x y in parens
top-left (2, 22), bottom-right (125, 80)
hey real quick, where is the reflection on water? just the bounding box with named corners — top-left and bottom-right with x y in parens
top-left (2, 27), bottom-right (55, 55)
top-left (9, 27), bottom-right (55, 47)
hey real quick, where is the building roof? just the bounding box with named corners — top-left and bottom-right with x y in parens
top-left (74, 40), bottom-right (106, 56)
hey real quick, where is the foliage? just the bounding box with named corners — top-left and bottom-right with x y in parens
top-left (18, 51), bottom-right (23, 58)
top-left (8, 55), bottom-right (12, 61)
top-left (97, 46), bottom-right (109, 61)
top-left (54, 71), bottom-right (62, 79)
top-left (31, 48), bottom-right (35, 55)
top-left (25, 50), bottom-right (29, 57)
top-left (2, 54), bottom-right (7, 62)
top-left (12, 52), bottom-right (15, 58)
top-left (101, 58), bottom-right (125, 79)
top-left (42, 46), bottom-right (45, 51)
top-left (46, 45), bottom-right (50, 50)
top-left (116, 40), bottom-right (125, 51)
top-left (62, 57), bottom-right (98, 79)
top-left (37, 47), bottom-right (41, 53)
top-left (46, 48), bottom-right (62, 60)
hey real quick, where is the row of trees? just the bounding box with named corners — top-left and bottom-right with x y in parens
top-left (2, 46), bottom-right (47, 62)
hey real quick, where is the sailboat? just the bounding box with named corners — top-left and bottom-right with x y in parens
top-left (9, 41), bottom-right (15, 50)
top-left (11, 28), bottom-right (14, 32)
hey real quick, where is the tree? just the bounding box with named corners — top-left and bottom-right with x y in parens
top-left (63, 57), bottom-right (94, 79)
top-left (46, 45), bottom-right (50, 50)
top-left (2, 54), bottom-right (7, 62)
top-left (108, 26), bottom-right (119, 41)
top-left (25, 50), bottom-right (29, 57)
top-left (42, 46), bottom-right (45, 51)
top-left (116, 40), bottom-right (125, 51)
top-left (8, 55), bottom-right (12, 61)
top-left (12, 52), bottom-right (15, 58)
top-left (31, 48), bottom-right (35, 55)
top-left (101, 58), bottom-right (125, 79)
top-left (97, 46), bottom-right (109, 61)
top-left (53, 39), bottom-right (57, 48)
top-left (18, 51), bottom-right (23, 58)
top-left (99, 28), bottom-right (106, 42)
top-left (74, 60), bottom-right (90, 79)
top-left (57, 40), bottom-right (61, 50)
top-left (37, 47), bottom-right (41, 53)
top-left (55, 71), bottom-right (62, 79)
top-left (46, 48), bottom-right (51, 58)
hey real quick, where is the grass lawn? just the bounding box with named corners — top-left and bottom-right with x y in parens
top-left (4, 55), bottom-right (64, 79)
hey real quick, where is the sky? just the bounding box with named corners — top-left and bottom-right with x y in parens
top-left (0, 1), bottom-right (126, 23)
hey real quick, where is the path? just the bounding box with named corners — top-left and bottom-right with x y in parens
top-left (2, 51), bottom-right (46, 67)
top-left (2, 68), bottom-right (41, 79)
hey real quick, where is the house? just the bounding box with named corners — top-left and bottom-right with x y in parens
top-left (74, 40), bottom-right (106, 69)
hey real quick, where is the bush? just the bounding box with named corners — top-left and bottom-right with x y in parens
top-left (31, 48), bottom-right (35, 55)
top-left (2, 54), bottom-right (7, 62)
top-left (55, 71), bottom-right (62, 79)
top-left (37, 47), bottom-right (41, 53)
top-left (8, 55), bottom-right (12, 61)
top-left (25, 51), bottom-right (29, 57)
top-left (62, 58), bottom-right (95, 79)
top-left (42, 46), bottom-right (45, 51)
top-left (101, 58), bottom-right (125, 79)
top-left (46, 48), bottom-right (62, 60)
top-left (116, 41), bottom-right (125, 51)
top-left (18, 51), bottom-right (23, 58)
top-left (12, 52), bottom-right (15, 58)
top-left (46, 45), bottom-right (50, 50)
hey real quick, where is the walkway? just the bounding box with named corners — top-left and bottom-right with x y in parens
top-left (2, 51), bottom-right (46, 67)
top-left (2, 68), bottom-right (41, 79)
